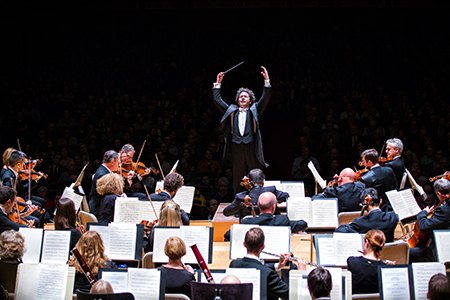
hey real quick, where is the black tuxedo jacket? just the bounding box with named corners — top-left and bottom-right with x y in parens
top-left (240, 213), bottom-right (307, 233)
top-left (1, 168), bottom-right (36, 198)
top-left (212, 86), bottom-right (271, 167)
top-left (0, 209), bottom-right (28, 234)
top-left (229, 257), bottom-right (289, 300)
top-left (148, 191), bottom-right (190, 225)
top-left (385, 157), bottom-right (405, 188)
top-left (361, 165), bottom-right (396, 210)
top-left (312, 181), bottom-right (365, 212)
top-left (223, 185), bottom-right (288, 219)
top-left (89, 165), bottom-right (112, 215)
top-left (335, 209), bottom-right (399, 242)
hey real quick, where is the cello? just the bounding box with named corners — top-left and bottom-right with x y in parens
top-left (240, 176), bottom-right (257, 217)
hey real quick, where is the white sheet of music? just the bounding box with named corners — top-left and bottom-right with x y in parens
top-left (412, 262), bottom-right (445, 300)
top-left (41, 230), bottom-right (71, 263)
top-left (334, 233), bottom-right (362, 266)
top-left (153, 227), bottom-right (181, 262)
top-left (127, 268), bottom-right (161, 300)
top-left (180, 226), bottom-right (210, 264)
top-left (19, 227), bottom-right (43, 263)
top-left (200, 272), bottom-right (227, 283)
top-left (101, 270), bottom-right (128, 293)
top-left (325, 267), bottom-right (343, 300)
top-left (230, 224), bottom-right (259, 259)
top-left (281, 182), bottom-right (305, 197)
top-left (88, 224), bottom-right (110, 252)
top-left (434, 230), bottom-right (450, 262)
top-left (398, 189), bottom-right (421, 217)
top-left (317, 237), bottom-right (336, 266)
top-left (173, 186), bottom-right (195, 213)
top-left (226, 268), bottom-right (261, 300)
top-left (312, 199), bottom-right (338, 228)
top-left (141, 201), bottom-right (160, 222)
top-left (264, 180), bottom-right (282, 191)
top-left (287, 197), bottom-right (313, 225)
top-left (308, 161), bottom-right (326, 189)
top-left (107, 222), bottom-right (137, 260)
top-left (296, 276), bottom-right (310, 300)
top-left (34, 263), bottom-right (68, 300)
top-left (386, 189), bottom-right (419, 221)
top-left (259, 226), bottom-right (290, 260)
top-left (61, 187), bottom-right (84, 212)
top-left (113, 197), bottom-right (142, 223)
top-left (155, 180), bottom-right (164, 192)
top-left (381, 267), bottom-right (411, 300)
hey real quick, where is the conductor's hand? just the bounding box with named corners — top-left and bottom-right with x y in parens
top-left (217, 72), bottom-right (224, 84)
top-left (261, 66), bottom-right (269, 80)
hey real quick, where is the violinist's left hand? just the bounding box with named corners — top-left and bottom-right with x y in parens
top-left (424, 206), bottom-right (434, 214)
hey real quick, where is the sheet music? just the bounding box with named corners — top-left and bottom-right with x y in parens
top-left (173, 186), bottom-right (195, 213)
top-left (19, 227), bottom-right (43, 263)
top-left (88, 224), bottom-right (110, 252)
top-left (230, 224), bottom-right (259, 259)
top-left (61, 187), bottom-right (84, 212)
top-left (155, 180), bottom-right (164, 193)
top-left (398, 189), bottom-right (421, 217)
top-left (334, 233), bottom-right (362, 266)
top-left (101, 270), bottom-right (128, 293)
top-left (34, 263), bottom-right (68, 300)
top-left (317, 237), bottom-right (336, 266)
top-left (264, 180), bottom-right (282, 191)
top-left (226, 268), bottom-right (261, 300)
top-left (113, 197), bottom-right (142, 223)
top-left (200, 272), bottom-right (227, 283)
top-left (287, 197), bottom-right (313, 225)
top-left (386, 190), bottom-right (411, 221)
top-left (434, 230), bottom-right (450, 262)
top-left (307, 161), bottom-right (326, 189)
top-left (280, 182), bottom-right (305, 198)
top-left (180, 226), bottom-right (210, 264)
top-left (41, 230), bottom-right (71, 263)
top-left (312, 199), bottom-right (338, 228)
top-left (412, 262), bottom-right (445, 300)
top-left (107, 222), bottom-right (137, 260)
top-left (259, 226), bottom-right (290, 260)
top-left (169, 160), bottom-right (179, 173)
top-left (406, 168), bottom-right (425, 196)
top-left (296, 276), bottom-right (310, 300)
top-left (325, 267), bottom-right (343, 300)
top-left (127, 268), bottom-right (161, 300)
top-left (380, 267), bottom-right (411, 300)
top-left (141, 201), bottom-right (160, 222)
top-left (153, 227), bottom-right (181, 262)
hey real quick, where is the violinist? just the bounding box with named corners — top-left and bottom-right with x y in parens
top-left (312, 168), bottom-right (365, 213)
top-left (360, 148), bottom-right (396, 211)
top-left (0, 186), bottom-right (33, 234)
top-left (223, 169), bottom-right (289, 220)
top-left (334, 188), bottom-right (399, 242)
top-left (89, 150), bottom-right (119, 216)
top-left (119, 144), bottom-right (152, 200)
top-left (384, 138), bottom-right (406, 187)
top-left (410, 178), bottom-right (450, 262)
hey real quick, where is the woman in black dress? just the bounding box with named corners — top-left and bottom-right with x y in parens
top-left (347, 229), bottom-right (395, 294)
top-left (54, 197), bottom-right (84, 251)
top-left (157, 236), bottom-right (195, 298)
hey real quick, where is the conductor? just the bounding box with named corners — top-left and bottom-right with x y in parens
top-left (213, 66), bottom-right (271, 193)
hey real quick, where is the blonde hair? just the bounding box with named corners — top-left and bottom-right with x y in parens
top-left (2, 148), bottom-right (16, 167)
top-left (96, 173), bottom-right (124, 195)
top-left (164, 236), bottom-right (186, 260)
top-left (68, 231), bottom-right (108, 276)
top-left (0, 230), bottom-right (25, 260)
top-left (364, 229), bottom-right (386, 259)
top-left (90, 279), bottom-right (114, 294)
top-left (159, 200), bottom-right (182, 227)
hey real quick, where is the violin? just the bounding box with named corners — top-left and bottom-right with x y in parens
top-left (429, 172), bottom-right (450, 183)
top-left (360, 195), bottom-right (373, 216)
top-left (122, 160), bottom-right (159, 176)
top-left (19, 158), bottom-right (48, 182)
top-left (327, 174), bottom-right (339, 188)
top-left (355, 168), bottom-right (370, 181)
top-left (240, 176), bottom-right (254, 191)
top-left (378, 157), bottom-right (394, 163)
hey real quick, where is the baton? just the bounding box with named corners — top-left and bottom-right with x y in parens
top-left (223, 61), bottom-right (244, 74)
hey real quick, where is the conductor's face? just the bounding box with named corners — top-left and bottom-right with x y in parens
top-left (238, 92), bottom-right (251, 108)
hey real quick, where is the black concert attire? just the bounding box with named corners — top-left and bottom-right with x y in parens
top-left (240, 213), bottom-right (308, 233)
top-left (334, 208), bottom-right (399, 242)
top-left (409, 200), bottom-right (450, 262)
top-left (157, 266), bottom-right (195, 298)
top-left (98, 194), bottom-right (119, 223)
top-left (360, 165), bottom-right (396, 211)
top-left (347, 256), bottom-right (385, 294)
top-left (0, 206), bottom-right (28, 234)
top-left (384, 156), bottom-right (405, 189)
top-left (223, 185), bottom-right (288, 220)
top-left (73, 260), bottom-right (118, 293)
top-left (2, 167), bottom-right (46, 208)
top-left (230, 256), bottom-right (289, 300)
top-left (212, 81), bottom-right (271, 193)
top-left (149, 191), bottom-right (190, 225)
top-left (89, 164), bottom-right (113, 216)
top-left (312, 181), bottom-right (366, 213)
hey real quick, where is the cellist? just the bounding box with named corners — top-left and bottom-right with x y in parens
top-left (409, 178), bottom-right (450, 262)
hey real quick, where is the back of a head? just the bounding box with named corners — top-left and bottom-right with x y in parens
top-left (244, 227), bottom-right (264, 254)
top-left (220, 275), bottom-right (241, 284)
top-left (364, 229), bottom-right (386, 259)
top-left (163, 173), bottom-right (184, 192)
top-left (54, 198), bottom-right (76, 230)
top-left (434, 178), bottom-right (450, 196)
top-left (159, 200), bottom-right (182, 226)
top-left (96, 173), bottom-right (124, 196)
top-left (428, 273), bottom-right (450, 300)
top-left (71, 231), bottom-right (107, 276)
top-left (307, 267), bottom-right (332, 298)
top-left (90, 279), bottom-right (114, 294)
top-left (248, 169), bottom-right (265, 185)
top-left (258, 192), bottom-right (277, 212)
top-left (361, 148), bottom-right (378, 164)
top-left (102, 150), bottom-right (119, 163)
top-left (0, 230), bottom-right (25, 260)
top-left (164, 236), bottom-right (186, 261)
top-left (2, 148), bottom-right (15, 167)
top-left (9, 151), bottom-right (24, 168)
top-left (360, 187), bottom-right (380, 206)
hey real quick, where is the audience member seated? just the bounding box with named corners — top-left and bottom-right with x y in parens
top-left (334, 188), bottom-right (399, 242)
top-left (307, 267), bottom-right (333, 300)
top-left (428, 273), bottom-right (450, 300)
top-left (69, 231), bottom-right (118, 293)
top-left (157, 236), bottom-right (195, 298)
top-left (90, 279), bottom-right (114, 294)
top-left (54, 197), bottom-right (84, 251)
top-left (347, 229), bottom-right (395, 294)
top-left (199, 198), bottom-right (219, 221)
top-left (208, 177), bottom-right (234, 204)
top-left (97, 173), bottom-right (125, 223)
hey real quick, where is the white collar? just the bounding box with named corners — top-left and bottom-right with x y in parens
top-left (239, 107), bottom-right (249, 112)
top-left (245, 254), bottom-right (264, 264)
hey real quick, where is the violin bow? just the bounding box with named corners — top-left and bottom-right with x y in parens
top-left (155, 153), bottom-right (165, 180)
top-left (133, 140), bottom-right (146, 174)
top-left (27, 157), bottom-right (31, 202)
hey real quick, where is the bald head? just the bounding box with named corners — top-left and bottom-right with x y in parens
top-left (221, 275), bottom-right (241, 284)
top-left (258, 192), bottom-right (277, 213)
top-left (339, 168), bottom-right (356, 186)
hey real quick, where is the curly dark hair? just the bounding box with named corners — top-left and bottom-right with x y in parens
top-left (235, 87), bottom-right (256, 105)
